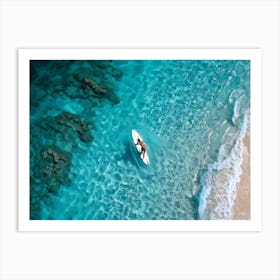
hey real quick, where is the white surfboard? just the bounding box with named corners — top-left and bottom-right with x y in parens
top-left (132, 129), bottom-right (150, 165)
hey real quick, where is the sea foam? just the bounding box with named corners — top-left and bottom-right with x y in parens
top-left (198, 110), bottom-right (249, 220)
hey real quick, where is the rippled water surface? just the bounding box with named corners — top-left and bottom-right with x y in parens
top-left (30, 60), bottom-right (250, 220)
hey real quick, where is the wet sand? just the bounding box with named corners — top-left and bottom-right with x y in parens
top-left (234, 132), bottom-right (250, 220)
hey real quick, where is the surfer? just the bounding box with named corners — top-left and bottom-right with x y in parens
top-left (136, 138), bottom-right (146, 158)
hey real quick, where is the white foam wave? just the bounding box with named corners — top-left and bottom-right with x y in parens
top-left (228, 88), bottom-right (247, 126)
top-left (198, 110), bottom-right (249, 220)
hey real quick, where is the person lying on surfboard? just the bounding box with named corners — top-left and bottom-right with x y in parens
top-left (136, 138), bottom-right (146, 158)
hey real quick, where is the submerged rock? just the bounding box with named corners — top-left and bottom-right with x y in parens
top-left (73, 68), bottom-right (93, 83)
top-left (31, 111), bottom-right (94, 173)
top-left (30, 146), bottom-right (72, 219)
top-left (40, 146), bottom-right (71, 185)
top-left (83, 78), bottom-right (109, 96)
top-left (72, 67), bottom-right (120, 104)
top-left (57, 112), bottom-right (94, 143)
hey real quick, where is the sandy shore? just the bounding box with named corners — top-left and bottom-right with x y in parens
top-left (233, 131), bottom-right (250, 220)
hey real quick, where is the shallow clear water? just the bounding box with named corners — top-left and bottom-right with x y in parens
top-left (30, 59), bottom-right (250, 220)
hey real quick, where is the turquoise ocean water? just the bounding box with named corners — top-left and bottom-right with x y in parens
top-left (30, 60), bottom-right (250, 220)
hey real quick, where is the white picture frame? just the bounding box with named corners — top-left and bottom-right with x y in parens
top-left (18, 48), bottom-right (262, 232)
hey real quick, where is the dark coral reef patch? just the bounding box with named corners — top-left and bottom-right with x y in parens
top-left (56, 112), bottom-right (94, 143)
top-left (29, 60), bottom-right (123, 219)
top-left (73, 69), bottom-right (120, 104)
top-left (30, 146), bottom-right (72, 219)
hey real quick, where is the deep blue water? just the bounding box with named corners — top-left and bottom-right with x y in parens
top-left (30, 59), bottom-right (250, 220)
